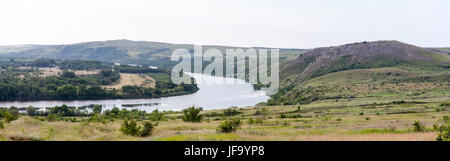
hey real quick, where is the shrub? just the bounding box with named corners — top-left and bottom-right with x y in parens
top-left (92, 105), bottom-right (102, 114)
top-left (49, 105), bottom-right (76, 116)
top-left (254, 117), bottom-right (265, 125)
top-left (87, 114), bottom-right (108, 124)
top-left (46, 114), bottom-right (62, 122)
top-left (120, 118), bottom-right (141, 136)
top-left (149, 109), bottom-right (165, 121)
top-left (26, 106), bottom-right (37, 116)
top-left (222, 107), bottom-right (243, 117)
top-left (218, 119), bottom-right (241, 133)
top-left (255, 107), bottom-right (268, 115)
top-left (434, 116), bottom-right (449, 141)
top-left (280, 114), bottom-right (301, 118)
top-left (182, 106), bottom-right (202, 122)
top-left (440, 102), bottom-right (450, 106)
top-left (203, 112), bottom-right (222, 117)
top-left (140, 122), bottom-right (157, 137)
top-left (392, 100), bottom-right (406, 104)
top-left (436, 126), bottom-right (449, 141)
top-left (0, 108), bottom-right (19, 123)
top-left (0, 121), bottom-right (4, 129)
top-left (413, 120), bottom-right (425, 132)
top-left (120, 118), bottom-right (157, 137)
top-left (247, 118), bottom-right (254, 124)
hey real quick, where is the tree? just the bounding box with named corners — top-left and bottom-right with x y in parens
top-left (92, 105), bottom-right (102, 114)
top-left (26, 106), bottom-right (37, 116)
top-left (62, 71), bottom-right (76, 78)
top-left (49, 104), bottom-right (75, 116)
top-left (56, 85), bottom-right (77, 100)
top-left (182, 106), bottom-right (202, 122)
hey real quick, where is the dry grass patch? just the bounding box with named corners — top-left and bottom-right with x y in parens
top-left (102, 73), bottom-right (155, 89)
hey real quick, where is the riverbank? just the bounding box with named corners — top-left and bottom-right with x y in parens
top-left (0, 73), bottom-right (269, 112)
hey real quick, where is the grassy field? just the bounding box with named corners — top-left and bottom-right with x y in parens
top-left (1, 96), bottom-right (448, 141)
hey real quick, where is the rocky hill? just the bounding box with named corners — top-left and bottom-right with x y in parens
top-left (269, 40), bottom-right (450, 105)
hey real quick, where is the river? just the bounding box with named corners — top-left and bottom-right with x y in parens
top-left (0, 73), bottom-right (269, 112)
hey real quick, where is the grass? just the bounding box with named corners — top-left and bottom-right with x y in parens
top-left (0, 63), bottom-right (448, 141)
top-left (1, 97), bottom-right (447, 141)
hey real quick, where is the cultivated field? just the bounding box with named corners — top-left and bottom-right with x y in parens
top-left (102, 73), bottom-right (155, 90)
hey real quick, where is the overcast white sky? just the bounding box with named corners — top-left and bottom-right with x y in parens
top-left (0, 0), bottom-right (449, 48)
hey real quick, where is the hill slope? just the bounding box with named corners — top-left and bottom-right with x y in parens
top-left (269, 41), bottom-right (450, 105)
top-left (0, 40), bottom-right (306, 69)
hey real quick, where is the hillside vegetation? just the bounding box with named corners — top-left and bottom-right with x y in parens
top-left (269, 41), bottom-right (450, 105)
top-left (0, 40), bottom-right (306, 69)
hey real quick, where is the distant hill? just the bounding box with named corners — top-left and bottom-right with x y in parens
top-left (269, 40), bottom-right (450, 105)
top-left (0, 40), bottom-right (306, 69)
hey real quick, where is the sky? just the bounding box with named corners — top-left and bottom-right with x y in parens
top-left (0, 0), bottom-right (449, 48)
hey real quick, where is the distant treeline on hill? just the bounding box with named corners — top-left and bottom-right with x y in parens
top-left (2, 58), bottom-right (111, 70)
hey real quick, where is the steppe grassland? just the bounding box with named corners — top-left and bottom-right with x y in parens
top-left (1, 95), bottom-right (447, 141)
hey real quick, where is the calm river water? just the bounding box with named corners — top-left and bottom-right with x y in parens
top-left (0, 73), bottom-right (269, 112)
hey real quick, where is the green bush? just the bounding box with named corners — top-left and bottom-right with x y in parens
top-left (92, 105), bottom-right (102, 114)
top-left (87, 114), bottom-right (108, 124)
top-left (434, 116), bottom-right (449, 141)
top-left (0, 108), bottom-right (19, 123)
top-left (413, 120), bottom-right (425, 132)
top-left (49, 105), bottom-right (76, 116)
top-left (182, 106), bottom-right (202, 122)
top-left (218, 119), bottom-right (241, 133)
top-left (149, 109), bottom-right (166, 121)
top-left (46, 114), bottom-right (62, 122)
top-left (222, 107), bottom-right (243, 117)
top-left (247, 118), bottom-right (254, 124)
top-left (120, 118), bottom-right (157, 137)
top-left (120, 118), bottom-right (141, 136)
top-left (0, 121), bottom-right (4, 129)
top-left (26, 106), bottom-right (37, 116)
top-left (255, 107), bottom-right (268, 115)
top-left (104, 107), bottom-right (146, 119)
top-left (440, 102), bottom-right (450, 106)
top-left (280, 114), bottom-right (301, 118)
top-left (140, 122), bottom-right (157, 137)
top-left (254, 117), bottom-right (265, 125)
